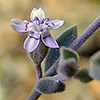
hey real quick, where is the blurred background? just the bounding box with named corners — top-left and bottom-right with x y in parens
top-left (0, 0), bottom-right (100, 100)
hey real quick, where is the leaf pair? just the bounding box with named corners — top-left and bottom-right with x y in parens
top-left (75, 51), bottom-right (100, 82)
top-left (88, 51), bottom-right (100, 80)
top-left (35, 47), bottom-right (79, 94)
top-left (57, 47), bottom-right (79, 79)
top-left (35, 77), bottom-right (65, 94)
top-left (35, 25), bottom-right (100, 94)
top-left (45, 25), bottom-right (77, 72)
top-left (34, 25), bottom-right (78, 94)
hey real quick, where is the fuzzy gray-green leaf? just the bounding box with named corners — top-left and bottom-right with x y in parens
top-left (88, 51), bottom-right (100, 80)
top-left (60, 47), bottom-right (79, 65)
top-left (35, 77), bottom-right (65, 94)
top-left (58, 58), bottom-right (78, 79)
top-left (74, 68), bottom-right (93, 83)
top-left (45, 25), bottom-right (77, 72)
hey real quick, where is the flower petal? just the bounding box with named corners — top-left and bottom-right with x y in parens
top-left (30, 7), bottom-right (45, 21)
top-left (10, 18), bottom-right (32, 33)
top-left (47, 19), bottom-right (65, 29)
top-left (23, 35), bottom-right (40, 52)
top-left (41, 30), bottom-right (59, 48)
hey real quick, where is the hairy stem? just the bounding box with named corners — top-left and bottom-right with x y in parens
top-left (69, 15), bottom-right (100, 50)
top-left (28, 52), bottom-right (43, 80)
top-left (44, 15), bottom-right (100, 77)
top-left (27, 89), bottom-right (41, 100)
top-left (27, 15), bottom-right (100, 100)
top-left (27, 64), bottom-right (42, 100)
top-left (35, 64), bottom-right (42, 80)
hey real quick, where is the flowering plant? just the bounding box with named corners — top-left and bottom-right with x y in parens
top-left (10, 7), bottom-right (100, 100)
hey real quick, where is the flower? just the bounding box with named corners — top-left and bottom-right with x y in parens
top-left (10, 7), bottom-right (65, 53)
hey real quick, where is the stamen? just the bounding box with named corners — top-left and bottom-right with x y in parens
top-left (45, 17), bottom-right (49, 21)
top-left (45, 23), bottom-right (48, 25)
top-left (40, 20), bottom-right (44, 24)
top-left (40, 29), bottom-right (43, 32)
top-left (36, 20), bottom-right (40, 25)
top-left (34, 17), bottom-right (41, 25)
top-left (34, 16), bottom-right (39, 20)
top-left (48, 24), bottom-right (51, 28)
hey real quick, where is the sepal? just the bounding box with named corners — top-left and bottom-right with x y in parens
top-left (28, 41), bottom-right (48, 65)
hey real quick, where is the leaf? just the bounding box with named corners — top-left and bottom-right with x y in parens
top-left (74, 68), bottom-right (93, 83)
top-left (57, 58), bottom-right (79, 79)
top-left (88, 51), bottom-right (100, 80)
top-left (57, 47), bottom-right (79, 79)
top-left (35, 77), bottom-right (65, 94)
top-left (45, 25), bottom-right (77, 72)
top-left (60, 47), bottom-right (79, 65)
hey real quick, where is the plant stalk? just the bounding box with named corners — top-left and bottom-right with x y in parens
top-left (27, 15), bottom-right (100, 100)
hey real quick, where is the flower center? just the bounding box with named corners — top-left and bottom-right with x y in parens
top-left (32, 17), bottom-right (49, 32)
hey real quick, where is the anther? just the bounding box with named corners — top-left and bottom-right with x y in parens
top-left (45, 23), bottom-right (48, 25)
top-left (40, 20), bottom-right (44, 24)
top-left (40, 29), bottom-right (43, 32)
top-left (45, 17), bottom-right (49, 21)
top-left (34, 16), bottom-right (39, 20)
